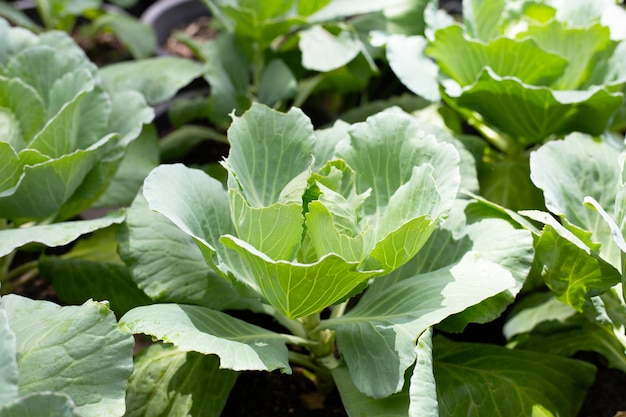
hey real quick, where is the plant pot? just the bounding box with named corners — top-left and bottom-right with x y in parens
top-left (141, 0), bottom-right (210, 56)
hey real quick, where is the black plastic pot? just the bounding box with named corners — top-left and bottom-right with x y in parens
top-left (141, 0), bottom-right (210, 56)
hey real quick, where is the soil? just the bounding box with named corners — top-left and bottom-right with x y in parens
top-left (576, 352), bottom-right (626, 417)
top-left (221, 369), bottom-right (348, 417)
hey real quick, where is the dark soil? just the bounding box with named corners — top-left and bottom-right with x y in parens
top-left (576, 352), bottom-right (626, 417)
top-left (221, 369), bottom-right (347, 417)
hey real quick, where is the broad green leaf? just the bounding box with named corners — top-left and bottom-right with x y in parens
top-left (478, 150), bottom-right (545, 210)
top-left (1, 295), bottom-right (134, 417)
top-left (54, 90), bottom-right (152, 220)
top-left (454, 69), bottom-right (623, 145)
top-left (585, 195), bottom-right (626, 253)
top-left (0, 143), bottom-right (21, 192)
top-left (37, 31), bottom-right (89, 59)
top-left (530, 134), bottom-right (622, 266)
top-left (510, 313), bottom-right (626, 373)
top-left (257, 59), bottom-right (297, 107)
top-left (0, 393), bottom-right (82, 417)
top-left (312, 120), bottom-right (351, 170)
top-left (106, 89), bottom-right (154, 148)
top-left (91, 13), bottom-right (156, 59)
top-left (322, 252), bottom-right (517, 398)
top-left (438, 219), bottom-right (534, 331)
top-left (411, 115), bottom-right (480, 194)
top-left (94, 124), bottom-right (159, 208)
top-left (338, 110), bottom-right (460, 223)
top-left (229, 191), bottom-right (303, 260)
top-left (45, 68), bottom-right (101, 128)
top-left (308, 0), bottom-right (405, 22)
top-left (225, 103), bottom-right (315, 208)
top-left (39, 256), bottom-right (152, 317)
top-left (197, 33), bottom-right (251, 127)
top-left (0, 76), bottom-right (45, 150)
top-left (217, 5), bottom-right (302, 48)
top-left (434, 337), bottom-right (596, 417)
top-left (221, 106), bottom-right (315, 260)
top-left (126, 343), bottom-right (237, 417)
top-left (299, 25), bottom-right (362, 72)
top-left (534, 224), bottom-right (621, 311)
top-left (0, 209), bottom-right (124, 257)
top-left (503, 292), bottom-right (577, 340)
top-left (142, 164), bottom-right (234, 268)
top-left (427, 25), bottom-right (568, 87)
top-left (0, 308), bottom-right (17, 404)
top-left (520, 21), bottom-right (612, 90)
top-left (368, 213), bottom-right (436, 273)
top-left (118, 193), bottom-right (255, 311)
top-left (120, 304), bottom-right (291, 372)
top-left (305, 199), bottom-right (374, 263)
top-left (367, 198), bottom-right (534, 332)
top-left (28, 88), bottom-right (96, 159)
top-left (332, 365), bottom-right (409, 417)
top-left (99, 57), bottom-right (204, 105)
top-left (409, 329), bottom-right (438, 417)
top-left (297, 0), bottom-right (331, 16)
top-left (463, 0), bottom-right (505, 41)
top-left (386, 34), bottom-right (440, 102)
top-left (220, 235), bottom-right (381, 318)
top-left (234, 0), bottom-right (292, 20)
top-left (0, 137), bottom-right (113, 221)
top-left (4, 45), bottom-right (94, 107)
top-left (0, 19), bottom-right (39, 66)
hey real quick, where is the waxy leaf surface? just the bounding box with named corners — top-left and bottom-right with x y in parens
top-left (323, 199), bottom-right (533, 398)
top-left (121, 304), bottom-right (291, 372)
top-left (0, 308), bottom-right (17, 404)
top-left (143, 104), bottom-right (461, 318)
top-left (1, 295), bottom-right (134, 417)
top-left (530, 134), bottom-right (622, 267)
top-left (119, 193), bottom-right (256, 311)
top-left (99, 57), bottom-right (204, 105)
top-left (0, 393), bottom-right (82, 417)
top-left (434, 337), bottom-right (596, 417)
top-left (125, 343), bottom-right (237, 417)
top-left (453, 69), bottom-right (622, 144)
top-left (0, 209), bottom-right (124, 257)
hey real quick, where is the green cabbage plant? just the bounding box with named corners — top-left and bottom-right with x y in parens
top-left (0, 17), bottom-right (152, 290)
top-left (0, 0), bottom-right (156, 59)
top-left (118, 103), bottom-right (549, 416)
top-left (385, 0), bottom-right (626, 209)
top-left (0, 17), bottom-right (149, 416)
top-left (500, 133), bottom-right (626, 373)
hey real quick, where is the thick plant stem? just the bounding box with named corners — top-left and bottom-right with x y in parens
top-left (0, 252), bottom-right (15, 280)
top-left (330, 301), bottom-right (348, 319)
top-left (301, 314), bottom-right (338, 362)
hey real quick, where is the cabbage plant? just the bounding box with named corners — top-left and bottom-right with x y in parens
top-left (500, 134), bottom-right (626, 373)
top-left (0, 17), bottom-right (149, 416)
top-left (115, 103), bottom-right (570, 416)
top-left (385, 0), bottom-right (626, 209)
top-left (0, 0), bottom-right (156, 59)
top-left (0, 18), bottom-right (152, 290)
